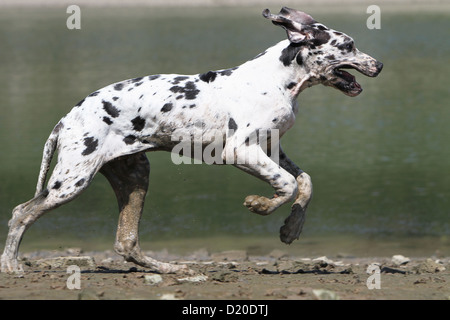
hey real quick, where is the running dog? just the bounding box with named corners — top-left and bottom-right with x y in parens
top-left (1, 7), bottom-right (382, 273)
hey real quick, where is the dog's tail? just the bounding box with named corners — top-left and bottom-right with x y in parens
top-left (34, 121), bottom-right (62, 197)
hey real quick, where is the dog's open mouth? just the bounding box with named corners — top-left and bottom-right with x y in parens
top-left (331, 65), bottom-right (363, 97)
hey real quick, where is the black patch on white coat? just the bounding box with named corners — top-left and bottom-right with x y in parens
top-left (82, 137), bottom-right (99, 156)
top-left (103, 117), bottom-right (113, 125)
top-left (75, 98), bottom-right (85, 107)
top-left (131, 77), bottom-right (143, 83)
top-left (102, 100), bottom-right (120, 118)
top-left (228, 118), bottom-right (238, 131)
top-left (88, 91), bottom-right (100, 97)
top-left (287, 82), bottom-right (296, 89)
top-left (172, 76), bottom-right (189, 84)
top-left (169, 81), bottom-right (200, 100)
top-left (131, 116), bottom-right (146, 131)
top-left (75, 179), bottom-right (85, 187)
top-left (114, 83), bottom-right (124, 91)
top-left (199, 71), bottom-right (217, 83)
top-left (161, 103), bottom-right (173, 113)
top-left (123, 135), bottom-right (136, 145)
top-left (219, 67), bottom-right (238, 76)
top-left (280, 43), bottom-right (303, 66)
top-left (52, 181), bottom-right (62, 190)
top-left (148, 75), bottom-right (160, 81)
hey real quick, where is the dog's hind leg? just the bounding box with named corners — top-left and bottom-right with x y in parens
top-left (1, 161), bottom-right (97, 273)
top-left (100, 152), bottom-right (190, 274)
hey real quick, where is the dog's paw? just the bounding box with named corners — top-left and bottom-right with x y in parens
top-left (156, 262), bottom-right (193, 275)
top-left (243, 195), bottom-right (272, 215)
top-left (279, 204), bottom-right (306, 244)
top-left (0, 255), bottom-right (24, 274)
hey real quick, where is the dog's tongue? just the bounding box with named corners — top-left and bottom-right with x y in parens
top-left (340, 70), bottom-right (355, 83)
top-left (341, 70), bottom-right (360, 89)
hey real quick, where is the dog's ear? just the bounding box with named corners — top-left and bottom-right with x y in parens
top-left (263, 7), bottom-right (316, 43)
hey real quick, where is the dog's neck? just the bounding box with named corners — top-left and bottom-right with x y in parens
top-left (236, 40), bottom-right (314, 100)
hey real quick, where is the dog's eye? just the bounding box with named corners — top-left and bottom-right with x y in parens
top-left (345, 42), bottom-right (354, 51)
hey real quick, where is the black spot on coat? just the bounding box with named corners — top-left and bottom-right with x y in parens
top-left (131, 116), bottom-right (146, 131)
top-left (172, 76), bottom-right (189, 84)
top-left (103, 117), bottom-right (113, 125)
top-left (228, 118), bottom-right (238, 131)
top-left (75, 179), bottom-right (85, 187)
top-left (114, 83), bottom-right (124, 91)
top-left (199, 71), bottom-right (217, 83)
top-left (88, 91), bottom-right (100, 97)
top-left (52, 121), bottom-right (64, 134)
top-left (75, 98), bottom-right (85, 107)
top-left (218, 67), bottom-right (238, 76)
top-left (102, 100), bottom-right (120, 118)
top-left (123, 135), bottom-right (136, 145)
top-left (52, 181), bottom-right (62, 190)
top-left (82, 137), bottom-right (98, 156)
top-left (169, 81), bottom-right (200, 100)
top-left (161, 103), bottom-right (173, 113)
top-left (280, 43), bottom-right (303, 66)
top-left (148, 75), bottom-right (160, 81)
top-left (131, 77), bottom-right (143, 83)
top-left (287, 82), bottom-right (297, 89)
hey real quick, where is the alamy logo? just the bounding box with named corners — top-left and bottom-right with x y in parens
top-left (66, 5), bottom-right (81, 30)
top-left (366, 5), bottom-right (381, 30)
top-left (366, 263), bottom-right (381, 290)
top-left (171, 129), bottom-right (280, 165)
top-left (66, 265), bottom-right (81, 290)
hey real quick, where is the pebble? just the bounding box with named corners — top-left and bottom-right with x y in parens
top-left (313, 256), bottom-right (334, 265)
top-left (34, 256), bottom-right (96, 270)
top-left (392, 255), bottom-right (410, 266)
top-left (159, 293), bottom-right (178, 300)
top-left (144, 274), bottom-right (163, 285)
top-left (312, 289), bottom-right (340, 300)
top-left (177, 274), bottom-right (208, 283)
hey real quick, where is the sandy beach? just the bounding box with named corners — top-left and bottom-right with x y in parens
top-left (0, 245), bottom-right (448, 300)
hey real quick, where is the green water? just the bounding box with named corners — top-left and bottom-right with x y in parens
top-left (0, 7), bottom-right (449, 254)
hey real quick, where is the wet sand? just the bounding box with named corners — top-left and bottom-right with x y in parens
top-left (1, 245), bottom-right (448, 300)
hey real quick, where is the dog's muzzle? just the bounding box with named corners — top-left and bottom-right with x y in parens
top-left (327, 54), bottom-right (383, 97)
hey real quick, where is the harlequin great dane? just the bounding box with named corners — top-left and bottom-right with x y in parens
top-left (1, 7), bottom-right (382, 273)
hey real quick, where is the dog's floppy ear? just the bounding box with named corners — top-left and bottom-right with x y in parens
top-left (263, 7), bottom-right (316, 43)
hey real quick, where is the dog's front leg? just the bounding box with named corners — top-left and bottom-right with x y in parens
top-left (278, 146), bottom-right (313, 244)
top-left (230, 144), bottom-right (298, 216)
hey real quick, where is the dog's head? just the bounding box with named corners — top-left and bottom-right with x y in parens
top-left (263, 7), bottom-right (383, 96)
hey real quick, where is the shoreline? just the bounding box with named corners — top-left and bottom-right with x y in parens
top-left (15, 233), bottom-right (450, 260)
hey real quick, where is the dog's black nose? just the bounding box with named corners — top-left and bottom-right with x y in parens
top-left (375, 61), bottom-right (383, 75)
